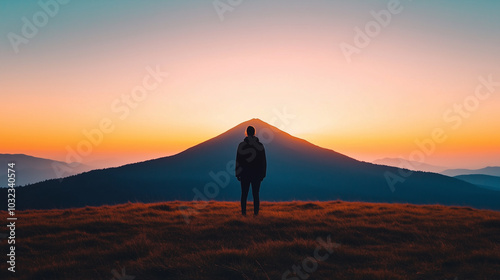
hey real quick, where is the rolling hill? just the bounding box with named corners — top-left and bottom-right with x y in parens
top-left (5, 119), bottom-right (500, 210)
top-left (1, 201), bottom-right (499, 280)
top-left (454, 174), bottom-right (500, 191)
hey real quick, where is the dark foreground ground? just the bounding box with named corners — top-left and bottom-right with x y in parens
top-left (1, 201), bottom-right (500, 280)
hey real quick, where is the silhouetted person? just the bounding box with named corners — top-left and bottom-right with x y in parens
top-left (235, 126), bottom-right (267, 216)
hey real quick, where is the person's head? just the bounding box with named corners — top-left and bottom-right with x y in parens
top-left (246, 126), bottom-right (255, 137)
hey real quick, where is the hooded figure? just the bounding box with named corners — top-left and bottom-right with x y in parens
top-left (235, 125), bottom-right (267, 216)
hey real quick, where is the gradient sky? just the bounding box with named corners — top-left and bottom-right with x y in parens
top-left (1, 0), bottom-right (499, 169)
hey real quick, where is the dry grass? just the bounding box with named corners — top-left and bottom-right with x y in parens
top-left (1, 201), bottom-right (500, 280)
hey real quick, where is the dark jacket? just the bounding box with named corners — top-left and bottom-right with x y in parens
top-left (235, 136), bottom-right (267, 181)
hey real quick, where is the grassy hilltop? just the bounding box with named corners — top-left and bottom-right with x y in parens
top-left (1, 201), bottom-right (500, 280)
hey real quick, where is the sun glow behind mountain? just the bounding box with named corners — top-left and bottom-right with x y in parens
top-left (1, 1), bottom-right (499, 168)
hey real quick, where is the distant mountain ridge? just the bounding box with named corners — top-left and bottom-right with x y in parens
top-left (441, 166), bottom-right (500, 177)
top-left (372, 158), bottom-right (447, 173)
top-left (4, 119), bottom-right (500, 211)
top-left (0, 154), bottom-right (93, 187)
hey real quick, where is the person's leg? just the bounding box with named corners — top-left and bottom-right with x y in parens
top-left (240, 180), bottom-right (250, 216)
top-left (251, 180), bottom-right (261, 216)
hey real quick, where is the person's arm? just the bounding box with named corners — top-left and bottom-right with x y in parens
top-left (235, 143), bottom-right (242, 180)
top-left (260, 147), bottom-right (267, 180)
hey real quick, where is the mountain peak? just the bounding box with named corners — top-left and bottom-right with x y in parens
top-left (236, 118), bottom-right (274, 129)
